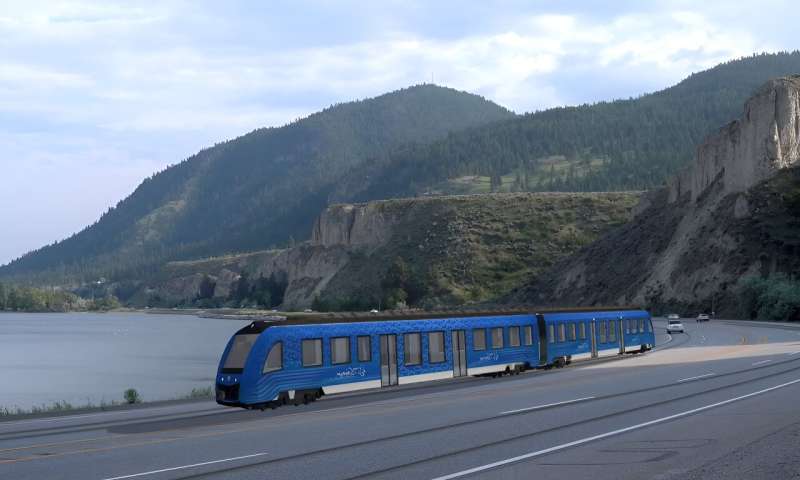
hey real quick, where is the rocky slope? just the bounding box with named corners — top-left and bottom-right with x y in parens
top-left (513, 77), bottom-right (800, 314)
top-left (146, 191), bottom-right (639, 309)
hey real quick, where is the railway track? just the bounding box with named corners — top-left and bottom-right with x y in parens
top-left (170, 345), bottom-right (800, 479)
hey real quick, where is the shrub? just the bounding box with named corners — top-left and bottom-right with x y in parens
top-left (736, 274), bottom-right (800, 321)
top-left (123, 388), bottom-right (141, 404)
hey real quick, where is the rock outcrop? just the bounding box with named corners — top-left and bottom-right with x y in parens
top-left (311, 201), bottom-right (406, 248)
top-left (517, 77), bottom-right (800, 314)
top-left (670, 76), bottom-right (800, 203)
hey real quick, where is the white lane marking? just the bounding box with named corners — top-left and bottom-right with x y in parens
top-left (500, 397), bottom-right (595, 415)
top-left (431, 377), bottom-right (800, 480)
top-left (676, 373), bottom-right (714, 383)
top-left (788, 351), bottom-right (800, 356)
top-left (100, 452), bottom-right (270, 480)
top-left (752, 359), bottom-right (772, 366)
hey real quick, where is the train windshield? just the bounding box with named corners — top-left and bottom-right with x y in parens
top-left (222, 334), bottom-right (259, 372)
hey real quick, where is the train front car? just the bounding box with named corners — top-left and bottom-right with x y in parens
top-left (216, 321), bottom-right (280, 408)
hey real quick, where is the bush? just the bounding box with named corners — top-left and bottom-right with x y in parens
top-left (736, 274), bottom-right (800, 321)
top-left (123, 388), bottom-right (141, 404)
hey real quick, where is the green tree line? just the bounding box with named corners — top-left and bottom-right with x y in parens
top-left (0, 282), bottom-right (80, 312)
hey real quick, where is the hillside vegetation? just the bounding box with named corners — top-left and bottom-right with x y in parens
top-left (311, 192), bottom-right (640, 310)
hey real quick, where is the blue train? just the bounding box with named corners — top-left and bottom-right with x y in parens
top-left (215, 308), bottom-right (654, 409)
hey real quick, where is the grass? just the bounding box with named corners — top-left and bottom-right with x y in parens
top-left (0, 399), bottom-right (119, 417)
top-left (432, 156), bottom-right (607, 195)
top-left (0, 385), bottom-right (216, 417)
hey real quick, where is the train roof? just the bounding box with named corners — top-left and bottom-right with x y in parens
top-left (234, 306), bottom-right (645, 334)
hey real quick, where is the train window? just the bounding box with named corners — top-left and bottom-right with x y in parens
top-left (548, 324), bottom-right (555, 344)
top-left (357, 336), bottom-right (371, 362)
top-left (223, 334), bottom-right (259, 371)
top-left (429, 331), bottom-right (446, 363)
top-left (645, 319), bottom-right (652, 332)
top-left (599, 322), bottom-right (607, 343)
top-left (491, 327), bottom-right (504, 349)
top-left (473, 329), bottom-right (487, 351)
top-left (509, 326), bottom-right (521, 347)
top-left (569, 323), bottom-right (577, 341)
top-left (579, 322), bottom-right (586, 340)
top-left (404, 333), bottom-right (421, 366)
top-left (301, 339), bottom-right (323, 367)
top-left (523, 326), bottom-right (533, 346)
top-left (638, 319), bottom-right (644, 333)
top-left (558, 323), bottom-right (566, 343)
top-left (263, 342), bottom-right (283, 374)
top-left (331, 337), bottom-right (351, 365)
top-left (609, 320), bottom-right (617, 342)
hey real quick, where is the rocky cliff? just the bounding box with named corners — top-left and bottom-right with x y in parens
top-left (311, 201), bottom-right (406, 248)
top-left (147, 192), bottom-right (639, 309)
top-left (667, 76), bottom-right (800, 203)
top-left (515, 77), bottom-right (800, 314)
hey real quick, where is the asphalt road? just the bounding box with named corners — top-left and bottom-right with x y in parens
top-left (3, 318), bottom-right (800, 480)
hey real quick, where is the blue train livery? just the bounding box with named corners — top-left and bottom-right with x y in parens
top-left (215, 308), bottom-right (654, 409)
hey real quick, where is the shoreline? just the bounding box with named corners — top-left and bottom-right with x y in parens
top-left (0, 387), bottom-right (218, 420)
top-left (0, 395), bottom-right (218, 422)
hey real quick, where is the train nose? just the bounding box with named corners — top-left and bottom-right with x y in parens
top-left (216, 375), bottom-right (241, 404)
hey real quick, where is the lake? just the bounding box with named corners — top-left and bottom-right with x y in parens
top-left (0, 312), bottom-right (249, 410)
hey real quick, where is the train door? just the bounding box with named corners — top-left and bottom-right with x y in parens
top-left (590, 320), bottom-right (598, 359)
top-left (618, 316), bottom-right (625, 354)
top-left (452, 330), bottom-right (467, 377)
top-left (379, 334), bottom-right (398, 387)
top-left (536, 314), bottom-right (548, 365)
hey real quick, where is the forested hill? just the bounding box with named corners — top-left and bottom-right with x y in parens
top-left (332, 51), bottom-right (800, 202)
top-left (6, 52), bottom-right (800, 289)
top-left (0, 85), bottom-right (513, 284)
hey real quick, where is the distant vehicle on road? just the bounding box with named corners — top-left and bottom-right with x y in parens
top-left (666, 319), bottom-right (684, 333)
top-left (697, 313), bottom-right (710, 322)
top-left (369, 309), bottom-right (379, 313)
top-left (215, 307), bottom-right (655, 409)
top-left (667, 313), bottom-right (680, 320)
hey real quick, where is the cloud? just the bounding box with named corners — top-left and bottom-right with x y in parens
top-left (0, 1), bottom-right (796, 264)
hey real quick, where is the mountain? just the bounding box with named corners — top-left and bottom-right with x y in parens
top-left (510, 77), bottom-right (800, 318)
top-left (0, 85), bottom-right (513, 284)
top-left (332, 51), bottom-right (800, 202)
top-left (7, 52), bottom-right (800, 292)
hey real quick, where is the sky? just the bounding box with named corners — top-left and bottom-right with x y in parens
top-left (1, 0), bottom-right (798, 265)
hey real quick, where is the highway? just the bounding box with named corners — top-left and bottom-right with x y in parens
top-left (3, 319), bottom-right (800, 480)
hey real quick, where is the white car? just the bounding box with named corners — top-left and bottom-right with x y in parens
top-left (666, 319), bottom-right (684, 333)
top-left (697, 313), bottom-right (710, 322)
top-left (667, 313), bottom-right (680, 320)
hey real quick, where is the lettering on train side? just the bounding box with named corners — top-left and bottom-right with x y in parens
top-left (336, 367), bottom-right (367, 378)
top-left (479, 352), bottom-right (499, 362)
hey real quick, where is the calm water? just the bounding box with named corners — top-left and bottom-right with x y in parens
top-left (0, 312), bottom-right (249, 410)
